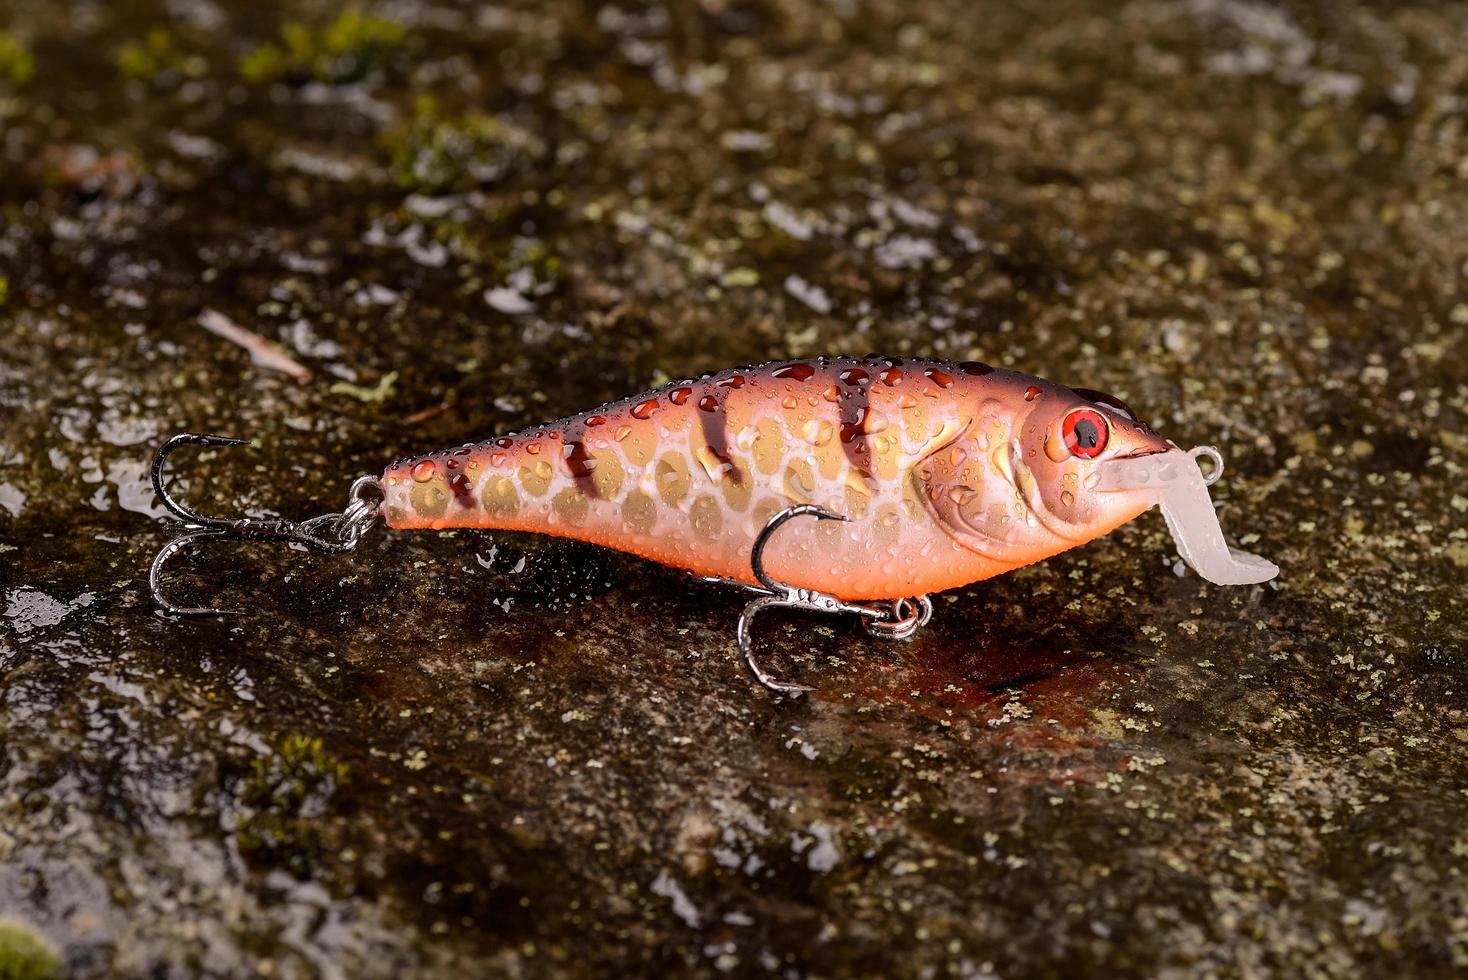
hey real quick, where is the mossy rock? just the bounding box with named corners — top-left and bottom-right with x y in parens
top-left (234, 735), bottom-right (351, 877)
top-left (0, 921), bottom-right (59, 980)
top-left (116, 27), bottom-right (205, 82)
top-left (239, 10), bottom-right (406, 85)
top-left (382, 101), bottom-right (546, 195)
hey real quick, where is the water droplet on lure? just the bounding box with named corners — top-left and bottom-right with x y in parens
top-left (773, 363), bottom-right (815, 382)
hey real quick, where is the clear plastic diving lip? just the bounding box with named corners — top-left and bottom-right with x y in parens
top-left (1095, 447), bottom-right (1279, 586)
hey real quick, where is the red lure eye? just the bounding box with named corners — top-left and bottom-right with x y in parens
top-left (1062, 409), bottom-right (1109, 458)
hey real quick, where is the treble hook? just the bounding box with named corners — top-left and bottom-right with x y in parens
top-left (727, 504), bottom-right (933, 696)
top-left (148, 433), bottom-right (381, 617)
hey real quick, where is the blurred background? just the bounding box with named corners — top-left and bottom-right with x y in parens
top-left (0, 0), bottom-right (1465, 976)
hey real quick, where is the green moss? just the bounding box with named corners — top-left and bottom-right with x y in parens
top-left (235, 735), bottom-right (350, 876)
top-left (0, 277), bottom-right (9, 305)
top-left (280, 21), bottom-right (316, 67)
top-left (238, 42), bottom-right (288, 84)
top-left (383, 98), bottom-right (544, 195)
top-left (520, 241), bottom-right (561, 282)
top-left (117, 27), bottom-right (203, 82)
top-left (0, 920), bottom-right (59, 980)
top-left (319, 11), bottom-right (404, 63)
top-left (0, 32), bottom-right (34, 86)
top-left (239, 10), bottom-right (405, 85)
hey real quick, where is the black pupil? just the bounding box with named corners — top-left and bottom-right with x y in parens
top-left (1074, 418), bottom-right (1099, 449)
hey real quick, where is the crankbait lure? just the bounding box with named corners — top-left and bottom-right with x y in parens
top-left (149, 356), bottom-right (1277, 693)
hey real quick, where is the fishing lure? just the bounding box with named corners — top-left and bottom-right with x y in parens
top-left (149, 356), bottom-right (1277, 693)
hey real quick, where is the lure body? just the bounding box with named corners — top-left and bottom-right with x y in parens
top-left (379, 357), bottom-right (1178, 600)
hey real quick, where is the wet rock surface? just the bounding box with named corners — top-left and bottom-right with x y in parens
top-left (1, 0), bottom-right (1466, 976)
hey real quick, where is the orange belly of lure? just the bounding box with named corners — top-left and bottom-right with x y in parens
top-left (378, 356), bottom-right (1175, 601)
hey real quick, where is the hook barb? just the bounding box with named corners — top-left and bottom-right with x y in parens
top-left (748, 503), bottom-right (848, 592)
top-left (151, 432), bottom-right (252, 526)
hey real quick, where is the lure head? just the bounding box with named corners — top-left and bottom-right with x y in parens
top-left (1014, 385), bottom-right (1176, 541)
top-left (1020, 384), bottom-right (1277, 585)
top-left (923, 377), bottom-right (1277, 585)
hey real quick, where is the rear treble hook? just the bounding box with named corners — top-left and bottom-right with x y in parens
top-left (148, 433), bottom-right (382, 617)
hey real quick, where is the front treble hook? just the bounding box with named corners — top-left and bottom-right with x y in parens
top-left (726, 504), bottom-right (934, 696)
top-left (148, 433), bottom-right (381, 617)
